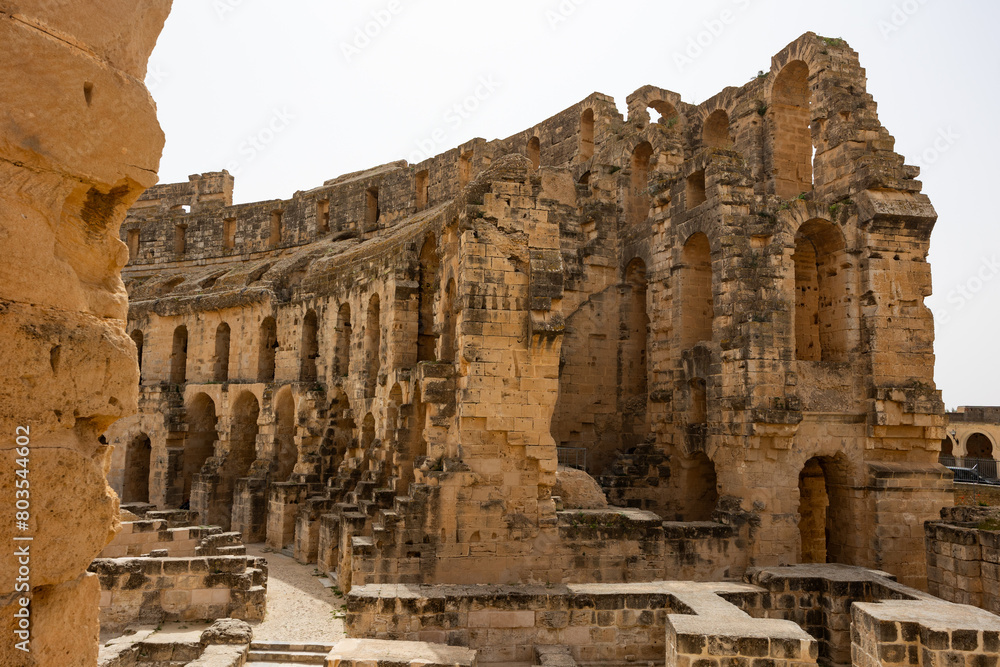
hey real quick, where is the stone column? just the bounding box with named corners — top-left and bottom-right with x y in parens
top-left (0, 3), bottom-right (171, 665)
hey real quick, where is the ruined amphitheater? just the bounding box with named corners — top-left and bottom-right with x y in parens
top-left (3, 5), bottom-right (999, 666)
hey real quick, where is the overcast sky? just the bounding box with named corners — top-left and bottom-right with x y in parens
top-left (146, 0), bottom-right (1000, 409)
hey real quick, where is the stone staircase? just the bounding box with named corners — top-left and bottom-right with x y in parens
top-left (246, 641), bottom-right (334, 665)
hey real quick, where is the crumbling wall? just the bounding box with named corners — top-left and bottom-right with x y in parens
top-left (0, 3), bottom-right (170, 665)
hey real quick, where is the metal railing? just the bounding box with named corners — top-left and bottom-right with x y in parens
top-left (557, 447), bottom-right (588, 472)
top-left (939, 456), bottom-right (999, 480)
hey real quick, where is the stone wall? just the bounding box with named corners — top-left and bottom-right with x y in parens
top-left (105, 32), bottom-right (950, 594)
top-left (89, 555), bottom-right (266, 634)
top-left (925, 506), bottom-right (1000, 614)
top-left (954, 481), bottom-right (1000, 507)
top-left (0, 2), bottom-right (170, 665)
top-left (851, 600), bottom-right (1000, 667)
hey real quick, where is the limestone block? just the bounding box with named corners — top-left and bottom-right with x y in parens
top-left (553, 466), bottom-right (608, 510)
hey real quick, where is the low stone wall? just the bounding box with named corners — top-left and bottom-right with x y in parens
top-left (98, 619), bottom-right (252, 667)
top-left (954, 481), bottom-right (1000, 507)
top-left (925, 506), bottom-right (1000, 614)
top-left (89, 555), bottom-right (267, 634)
top-left (330, 507), bottom-right (741, 589)
top-left (346, 566), bottom-right (1000, 667)
top-left (346, 582), bottom-right (691, 664)
top-left (99, 521), bottom-right (214, 558)
top-left (851, 599), bottom-right (1000, 667)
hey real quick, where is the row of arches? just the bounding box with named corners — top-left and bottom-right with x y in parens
top-left (623, 59), bottom-right (817, 228)
top-left (666, 219), bottom-right (853, 362)
top-left (133, 295), bottom-right (387, 393)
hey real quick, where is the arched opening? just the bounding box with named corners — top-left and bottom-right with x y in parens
top-left (675, 452), bottom-right (717, 521)
top-left (170, 325), bottom-right (188, 384)
top-left (317, 199), bottom-right (330, 233)
top-left (222, 392), bottom-right (260, 529)
top-left (258, 317), bottom-right (278, 382)
top-left (122, 433), bottom-right (151, 503)
top-left (459, 151), bottom-right (473, 188)
top-left (793, 220), bottom-right (850, 362)
top-left (628, 142), bottom-right (653, 225)
top-left (578, 171), bottom-right (591, 185)
top-left (967, 433), bottom-right (994, 460)
top-left (686, 170), bottom-right (707, 209)
top-left (130, 329), bottom-right (144, 381)
top-left (579, 108), bottom-right (594, 161)
top-left (269, 210), bottom-right (283, 246)
top-left (527, 136), bottom-right (540, 171)
top-left (679, 233), bottom-right (714, 348)
top-left (703, 109), bottom-right (730, 148)
top-left (771, 60), bottom-right (813, 198)
top-left (214, 323), bottom-right (230, 382)
top-left (365, 294), bottom-right (381, 398)
top-left (440, 278), bottom-right (457, 363)
top-left (797, 455), bottom-right (851, 564)
top-left (174, 224), bottom-right (186, 255)
top-left (300, 310), bottom-right (319, 381)
top-left (365, 187), bottom-right (380, 228)
top-left (274, 387), bottom-right (297, 482)
top-left (223, 218), bottom-right (236, 249)
top-left (415, 170), bottom-right (429, 211)
top-left (621, 259), bottom-right (648, 402)
top-left (185, 393), bottom-right (218, 505)
top-left (334, 303), bottom-right (352, 378)
top-left (648, 100), bottom-right (678, 126)
top-left (322, 390), bottom-right (355, 484)
top-left (418, 235), bottom-right (440, 362)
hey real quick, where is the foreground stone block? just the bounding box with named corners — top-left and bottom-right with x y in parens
top-left (327, 638), bottom-right (477, 667)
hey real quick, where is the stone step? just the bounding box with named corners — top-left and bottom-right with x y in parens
top-left (250, 641), bottom-right (335, 653)
top-left (247, 649), bottom-right (327, 664)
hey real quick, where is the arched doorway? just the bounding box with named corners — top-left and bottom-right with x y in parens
top-left (122, 433), bottom-right (151, 503)
top-left (797, 455), bottom-right (851, 564)
top-left (185, 394), bottom-right (218, 506)
top-left (274, 387), bottom-right (297, 482)
top-left (966, 433), bottom-right (994, 460)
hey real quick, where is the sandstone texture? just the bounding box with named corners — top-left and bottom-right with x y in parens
top-left (0, 2), bottom-right (170, 665)
top-left (553, 466), bottom-right (608, 509)
top-left (104, 33), bottom-right (950, 595)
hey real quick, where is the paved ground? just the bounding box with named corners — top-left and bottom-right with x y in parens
top-left (246, 543), bottom-right (346, 645)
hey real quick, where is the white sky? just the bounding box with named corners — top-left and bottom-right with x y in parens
top-left (146, 0), bottom-right (1000, 409)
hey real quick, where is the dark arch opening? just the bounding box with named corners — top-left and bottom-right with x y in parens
top-left (258, 317), bottom-right (278, 382)
top-left (771, 60), bottom-right (813, 197)
top-left (185, 393), bottom-right (218, 505)
top-left (334, 303), bottom-right (352, 377)
top-left (170, 325), bottom-right (188, 384)
top-left (703, 109), bottom-right (730, 148)
top-left (680, 233), bottom-right (714, 348)
top-left (418, 235), bottom-right (440, 362)
top-left (628, 142), bottom-right (653, 225)
top-left (301, 310), bottom-right (319, 381)
top-left (214, 322), bottom-right (230, 382)
top-left (122, 433), bottom-right (151, 503)
top-left (793, 220), bottom-right (850, 362)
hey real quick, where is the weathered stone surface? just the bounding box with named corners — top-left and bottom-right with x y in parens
top-left (554, 466), bottom-right (608, 509)
top-left (201, 618), bottom-right (253, 645)
top-left (0, 2), bottom-right (170, 665)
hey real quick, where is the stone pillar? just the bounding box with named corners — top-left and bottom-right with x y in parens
top-left (0, 2), bottom-right (171, 665)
